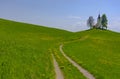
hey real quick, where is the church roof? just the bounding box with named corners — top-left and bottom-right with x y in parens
top-left (98, 14), bottom-right (101, 19)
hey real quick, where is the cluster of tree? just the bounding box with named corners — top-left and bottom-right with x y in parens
top-left (87, 14), bottom-right (108, 30)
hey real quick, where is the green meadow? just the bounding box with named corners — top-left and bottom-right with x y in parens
top-left (63, 29), bottom-right (120, 79)
top-left (0, 19), bottom-right (120, 79)
top-left (0, 19), bottom-right (72, 79)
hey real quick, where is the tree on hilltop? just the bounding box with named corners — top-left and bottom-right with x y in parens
top-left (87, 16), bottom-right (94, 29)
top-left (101, 14), bottom-right (108, 29)
top-left (87, 14), bottom-right (108, 30)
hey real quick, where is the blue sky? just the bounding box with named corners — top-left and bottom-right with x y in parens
top-left (0, 0), bottom-right (120, 32)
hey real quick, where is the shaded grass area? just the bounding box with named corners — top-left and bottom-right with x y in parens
top-left (63, 29), bottom-right (120, 79)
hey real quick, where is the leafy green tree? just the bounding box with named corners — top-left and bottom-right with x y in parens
top-left (101, 14), bottom-right (108, 29)
top-left (87, 16), bottom-right (94, 29)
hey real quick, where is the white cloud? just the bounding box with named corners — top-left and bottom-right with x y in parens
top-left (66, 21), bottom-right (88, 32)
top-left (61, 16), bottom-right (88, 32)
top-left (108, 17), bottom-right (120, 32)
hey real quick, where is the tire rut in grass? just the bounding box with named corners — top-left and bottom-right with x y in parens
top-left (60, 44), bottom-right (95, 79)
top-left (52, 54), bottom-right (64, 79)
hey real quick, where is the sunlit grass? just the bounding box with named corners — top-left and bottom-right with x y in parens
top-left (0, 18), bottom-right (120, 79)
top-left (63, 30), bottom-right (120, 79)
top-left (0, 18), bottom-right (72, 79)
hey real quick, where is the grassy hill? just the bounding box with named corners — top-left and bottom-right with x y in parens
top-left (63, 29), bottom-right (120, 79)
top-left (0, 18), bottom-right (74, 79)
top-left (0, 18), bottom-right (120, 79)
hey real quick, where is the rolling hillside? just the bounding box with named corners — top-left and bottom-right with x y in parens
top-left (0, 18), bottom-right (73, 79)
top-left (0, 18), bottom-right (120, 79)
top-left (63, 29), bottom-right (120, 79)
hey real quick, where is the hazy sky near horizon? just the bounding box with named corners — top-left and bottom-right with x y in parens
top-left (0, 0), bottom-right (120, 32)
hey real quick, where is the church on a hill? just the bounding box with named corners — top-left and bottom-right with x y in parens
top-left (94, 14), bottom-right (102, 29)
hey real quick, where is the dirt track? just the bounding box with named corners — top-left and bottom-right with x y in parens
top-left (60, 45), bottom-right (95, 79)
top-left (52, 54), bottom-right (64, 79)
